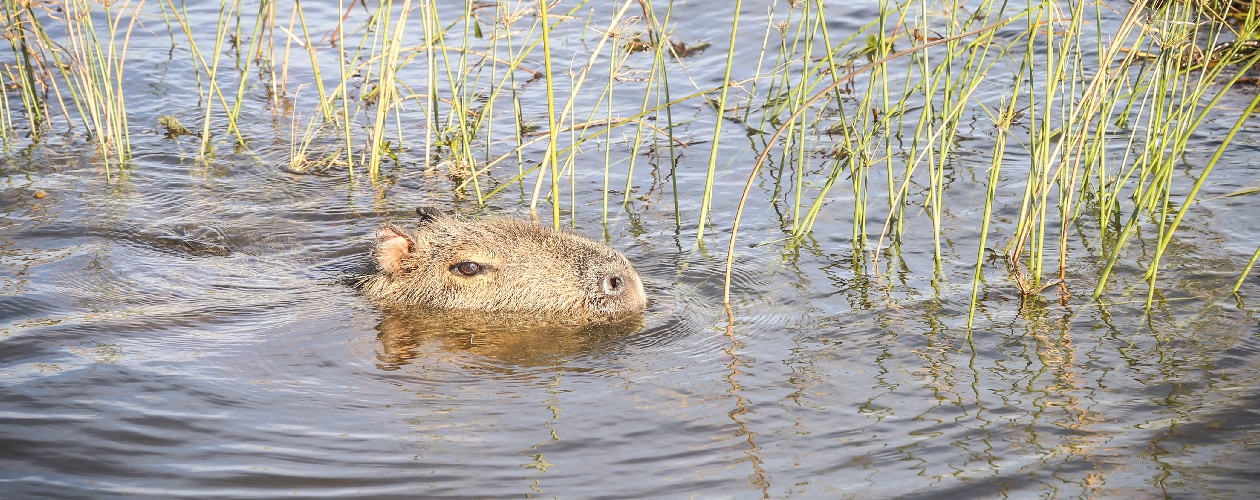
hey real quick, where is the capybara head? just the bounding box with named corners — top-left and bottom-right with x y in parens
top-left (360, 207), bottom-right (646, 321)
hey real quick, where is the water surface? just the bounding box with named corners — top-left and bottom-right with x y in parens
top-left (3, 0), bottom-right (1260, 498)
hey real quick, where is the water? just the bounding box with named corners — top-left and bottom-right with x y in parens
top-left (3, 0), bottom-right (1260, 498)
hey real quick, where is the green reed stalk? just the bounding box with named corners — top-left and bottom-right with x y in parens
top-left (760, 12), bottom-right (809, 207)
top-left (625, 0), bottom-right (680, 228)
top-left (602, 36), bottom-right (615, 223)
top-left (366, 0), bottom-right (412, 181)
top-left (225, 0), bottom-right (272, 138)
top-left (600, 11), bottom-right (636, 222)
top-left (37, 5), bottom-right (80, 135)
top-left (519, 0), bottom-right (590, 212)
top-left (292, 1), bottom-right (334, 122)
top-left (696, 0), bottom-right (741, 241)
top-left (58, 0), bottom-right (141, 173)
top-left (503, 3), bottom-right (528, 184)
top-left (879, 0), bottom-right (908, 248)
top-left (455, 0), bottom-right (480, 180)
top-left (792, 2), bottom-right (876, 239)
top-left (1002, 0), bottom-right (1149, 296)
top-left (334, 0), bottom-right (355, 180)
top-left (856, 10), bottom-right (893, 251)
top-left (24, 9), bottom-right (81, 140)
top-left (1049, 4), bottom-right (1091, 292)
top-left (968, 98), bottom-right (1015, 329)
top-left (459, 0), bottom-right (492, 201)
top-left (157, 0), bottom-right (243, 150)
top-left (355, 1), bottom-right (386, 172)
top-left (480, 4), bottom-right (508, 177)
top-left (741, 0), bottom-right (776, 126)
top-left (258, 0), bottom-right (278, 109)
top-left (722, 18), bottom-right (1018, 308)
top-left (624, 23), bottom-right (661, 210)
top-left (1004, 0), bottom-right (1047, 286)
top-left (429, 1), bottom-right (483, 201)
top-left (491, 1), bottom-right (511, 177)
top-left (622, 0), bottom-right (665, 212)
top-left (623, 44), bottom-right (656, 208)
top-left (1138, 60), bottom-right (1194, 303)
top-left (0, 68), bottom-right (12, 147)
top-left (335, 3), bottom-right (403, 160)
top-left (788, 3), bottom-right (818, 236)
top-left (1144, 56), bottom-right (1260, 296)
top-left (204, 0), bottom-right (237, 151)
top-left (912, 0), bottom-right (944, 271)
top-left (278, 6), bottom-right (295, 103)
top-left (1032, 0), bottom-right (1080, 289)
top-left (1090, 1), bottom-right (1258, 298)
top-left (481, 3), bottom-right (547, 190)
top-left (875, 77), bottom-right (985, 264)
top-left (932, 2), bottom-right (1018, 277)
top-left (753, 17), bottom-right (788, 133)
top-left (531, 0), bottom-right (562, 226)
top-left (1234, 244), bottom-right (1260, 294)
top-left (543, 1), bottom-right (634, 221)
top-left (2, 1), bottom-right (50, 139)
top-left (1067, 1), bottom-right (1115, 266)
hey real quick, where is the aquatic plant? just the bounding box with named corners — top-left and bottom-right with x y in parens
top-left (2, 0), bottom-right (1258, 319)
top-left (4, 0), bottom-right (140, 175)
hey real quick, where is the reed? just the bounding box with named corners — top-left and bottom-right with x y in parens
top-left (2, 0), bottom-right (52, 141)
top-left (695, 0), bottom-right (741, 240)
top-left (0, 57), bottom-right (15, 148)
top-left (4, 0), bottom-right (1259, 317)
top-left (160, 0), bottom-right (245, 151)
top-left (1087, 1), bottom-right (1260, 301)
top-left (2, 0), bottom-right (141, 173)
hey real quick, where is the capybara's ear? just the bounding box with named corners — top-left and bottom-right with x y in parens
top-left (375, 226), bottom-right (417, 276)
top-left (415, 206), bottom-right (445, 224)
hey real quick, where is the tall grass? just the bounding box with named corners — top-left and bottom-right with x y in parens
top-left (3, 0), bottom-right (1258, 317)
top-left (4, 0), bottom-right (141, 174)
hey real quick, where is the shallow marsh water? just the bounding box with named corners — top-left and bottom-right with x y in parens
top-left (3, 0), bottom-right (1260, 498)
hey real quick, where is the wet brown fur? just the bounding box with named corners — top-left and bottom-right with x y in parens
top-left (361, 208), bottom-right (646, 321)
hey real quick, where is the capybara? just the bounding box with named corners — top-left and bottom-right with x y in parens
top-left (361, 207), bottom-right (646, 321)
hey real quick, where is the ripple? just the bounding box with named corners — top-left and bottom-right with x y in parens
top-left (0, 296), bottom-right (60, 324)
top-left (5, 9), bottom-right (1260, 496)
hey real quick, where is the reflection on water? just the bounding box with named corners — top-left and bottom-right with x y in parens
top-left (373, 305), bottom-right (645, 368)
top-left (2, 0), bottom-right (1260, 498)
top-left (3, 155), bottom-right (1260, 497)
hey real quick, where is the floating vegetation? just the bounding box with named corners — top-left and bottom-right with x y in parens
top-left (2, 0), bottom-right (1258, 320)
top-left (157, 115), bottom-right (199, 139)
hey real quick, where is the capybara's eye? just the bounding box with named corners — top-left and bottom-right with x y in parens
top-left (453, 261), bottom-right (482, 276)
